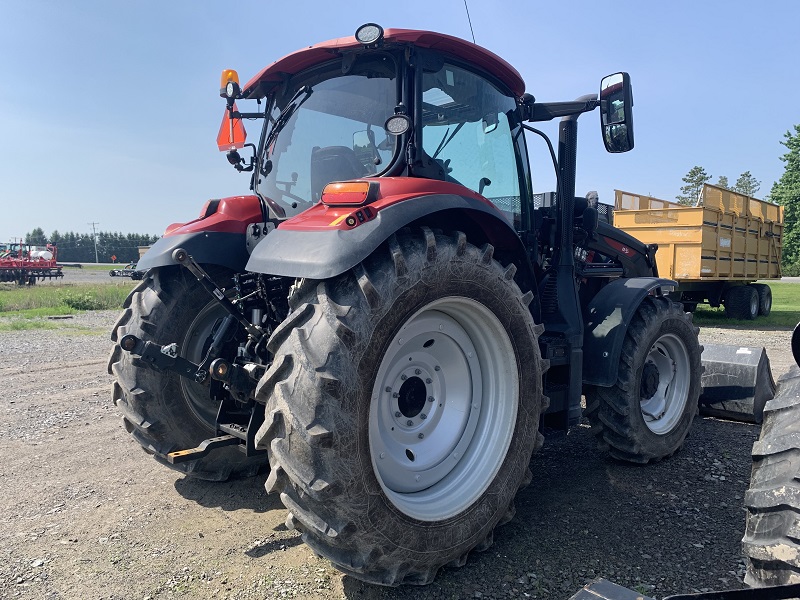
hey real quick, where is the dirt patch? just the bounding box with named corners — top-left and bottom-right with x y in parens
top-left (0, 311), bottom-right (792, 599)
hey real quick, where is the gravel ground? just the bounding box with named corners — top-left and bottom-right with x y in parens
top-left (0, 308), bottom-right (793, 600)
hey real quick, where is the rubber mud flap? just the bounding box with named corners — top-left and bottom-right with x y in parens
top-left (699, 344), bottom-right (776, 424)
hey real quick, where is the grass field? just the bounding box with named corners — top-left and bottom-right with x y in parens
top-left (689, 281), bottom-right (798, 328)
top-left (0, 282), bottom-right (133, 320)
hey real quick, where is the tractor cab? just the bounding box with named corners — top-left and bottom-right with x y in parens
top-left (218, 24), bottom-right (543, 231)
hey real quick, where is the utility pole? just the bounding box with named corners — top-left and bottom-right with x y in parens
top-left (88, 222), bottom-right (99, 263)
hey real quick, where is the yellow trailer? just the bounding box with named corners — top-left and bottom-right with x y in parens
top-left (613, 184), bottom-right (783, 319)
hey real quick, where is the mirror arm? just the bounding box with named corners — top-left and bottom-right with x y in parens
top-left (526, 97), bottom-right (599, 122)
top-left (230, 111), bottom-right (266, 119)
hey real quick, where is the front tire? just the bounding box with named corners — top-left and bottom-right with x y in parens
top-left (255, 229), bottom-right (544, 585)
top-left (585, 296), bottom-right (702, 463)
top-left (109, 266), bottom-right (267, 480)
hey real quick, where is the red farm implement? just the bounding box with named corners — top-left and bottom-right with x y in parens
top-left (0, 242), bottom-right (64, 284)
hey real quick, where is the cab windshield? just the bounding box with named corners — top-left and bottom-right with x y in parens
top-left (256, 55), bottom-right (399, 218)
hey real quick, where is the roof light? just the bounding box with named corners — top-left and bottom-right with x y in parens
top-left (355, 23), bottom-right (384, 46)
top-left (321, 181), bottom-right (376, 206)
top-left (220, 69), bottom-right (240, 99)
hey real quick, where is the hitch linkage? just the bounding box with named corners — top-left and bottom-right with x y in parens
top-left (118, 248), bottom-right (270, 464)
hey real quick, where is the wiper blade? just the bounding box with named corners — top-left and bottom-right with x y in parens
top-left (263, 85), bottom-right (313, 155)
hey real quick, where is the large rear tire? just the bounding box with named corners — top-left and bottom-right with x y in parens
top-left (255, 228), bottom-right (544, 585)
top-left (584, 296), bottom-right (702, 463)
top-left (109, 266), bottom-right (267, 481)
top-left (743, 367), bottom-right (800, 586)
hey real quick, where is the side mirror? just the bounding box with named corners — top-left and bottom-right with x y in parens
top-left (353, 129), bottom-right (382, 170)
top-left (600, 72), bottom-right (634, 153)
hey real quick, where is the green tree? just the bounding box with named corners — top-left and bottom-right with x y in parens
top-left (25, 227), bottom-right (48, 245)
top-left (733, 171), bottom-right (762, 197)
top-left (716, 175), bottom-right (729, 189)
top-left (771, 125), bottom-right (800, 266)
top-left (677, 166), bottom-right (711, 205)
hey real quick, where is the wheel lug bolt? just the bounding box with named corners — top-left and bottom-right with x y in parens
top-left (415, 369), bottom-right (421, 375)
top-left (418, 433), bottom-right (424, 439)
top-left (428, 396), bottom-right (435, 403)
top-left (420, 413), bottom-right (427, 420)
top-left (395, 411), bottom-right (402, 418)
top-left (407, 420), bottom-right (413, 426)
top-left (426, 378), bottom-right (432, 384)
top-left (385, 386), bottom-right (392, 392)
top-left (401, 374), bottom-right (407, 380)
top-left (435, 366), bottom-right (441, 371)
top-left (393, 392), bottom-right (399, 398)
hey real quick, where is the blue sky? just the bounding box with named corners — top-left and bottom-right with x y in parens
top-left (1, 1), bottom-right (798, 242)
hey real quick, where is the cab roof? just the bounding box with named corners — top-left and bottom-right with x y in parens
top-left (242, 28), bottom-right (526, 99)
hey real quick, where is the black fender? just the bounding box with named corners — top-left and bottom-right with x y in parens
top-left (246, 194), bottom-right (531, 282)
top-left (136, 231), bottom-right (249, 272)
top-left (583, 277), bottom-right (678, 387)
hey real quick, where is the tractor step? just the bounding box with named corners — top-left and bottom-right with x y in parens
top-left (166, 435), bottom-right (240, 464)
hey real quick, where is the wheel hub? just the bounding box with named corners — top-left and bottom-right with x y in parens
top-left (397, 375), bottom-right (428, 420)
top-left (640, 361), bottom-right (660, 399)
top-left (639, 334), bottom-right (690, 434)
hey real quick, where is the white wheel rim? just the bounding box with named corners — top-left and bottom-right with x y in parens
top-left (639, 333), bottom-right (690, 434)
top-left (369, 297), bottom-right (519, 521)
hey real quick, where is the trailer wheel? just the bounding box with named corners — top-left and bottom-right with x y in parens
top-left (108, 266), bottom-right (267, 480)
top-left (752, 283), bottom-right (772, 317)
top-left (584, 296), bottom-right (702, 463)
top-left (725, 285), bottom-right (759, 320)
top-left (743, 367), bottom-right (800, 586)
top-left (255, 229), bottom-right (544, 585)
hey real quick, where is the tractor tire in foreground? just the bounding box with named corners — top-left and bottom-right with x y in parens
top-left (743, 366), bottom-right (800, 586)
top-left (109, 266), bottom-right (267, 481)
top-left (584, 296), bottom-right (702, 463)
top-left (255, 228), bottom-right (545, 585)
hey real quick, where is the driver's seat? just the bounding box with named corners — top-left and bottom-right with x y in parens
top-left (310, 146), bottom-right (367, 203)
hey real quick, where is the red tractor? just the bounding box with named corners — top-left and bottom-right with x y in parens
top-left (111, 24), bottom-right (702, 585)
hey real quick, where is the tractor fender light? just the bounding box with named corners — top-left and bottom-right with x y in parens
top-left (321, 181), bottom-right (377, 206)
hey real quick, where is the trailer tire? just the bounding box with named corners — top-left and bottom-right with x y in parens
top-left (584, 296), bottom-right (702, 463)
top-left (108, 266), bottom-right (267, 481)
top-left (254, 228), bottom-right (545, 585)
top-left (752, 283), bottom-right (772, 317)
top-left (743, 366), bottom-right (800, 586)
top-left (725, 285), bottom-right (759, 320)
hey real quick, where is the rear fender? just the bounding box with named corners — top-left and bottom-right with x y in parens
top-left (245, 193), bottom-right (532, 283)
top-left (137, 195), bottom-right (262, 272)
top-left (583, 277), bottom-right (678, 387)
